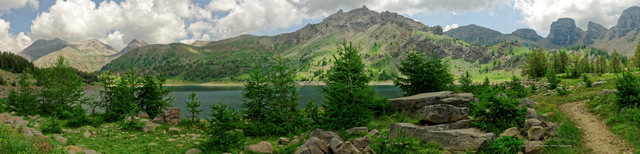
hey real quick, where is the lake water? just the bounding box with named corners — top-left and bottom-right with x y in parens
top-left (86, 85), bottom-right (403, 119)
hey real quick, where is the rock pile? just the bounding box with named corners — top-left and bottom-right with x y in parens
top-left (499, 98), bottom-right (559, 153)
top-left (294, 128), bottom-right (378, 154)
top-left (389, 91), bottom-right (494, 152)
top-left (152, 108), bottom-right (181, 125)
top-left (0, 112), bottom-right (43, 137)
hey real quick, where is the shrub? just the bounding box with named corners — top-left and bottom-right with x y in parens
top-left (370, 131), bottom-right (442, 154)
top-left (322, 41), bottom-right (387, 130)
top-left (41, 118), bottom-right (63, 134)
top-left (583, 74), bottom-right (593, 88)
top-left (546, 68), bottom-right (560, 90)
top-left (119, 117), bottom-right (145, 131)
top-left (7, 73), bottom-right (39, 115)
top-left (522, 48), bottom-right (548, 78)
top-left (458, 71), bottom-right (474, 92)
top-left (394, 51), bottom-right (453, 96)
top-left (204, 103), bottom-right (245, 152)
top-left (64, 106), bottom-right (91, 128)
top-left (471, 95), bottom-right (527, 134)
top-left (615, 71), bottom-right (640, 107)
top-left (556, 87), bottom-right (572, 96)
top-left (36, 56), bottom-right (90, 118)
top-left (185, 92), bottom-right (202, 122)
top-left (506, 76), bottom-right (529, 98)
top-left (480, 136), bottom-right (524, 154)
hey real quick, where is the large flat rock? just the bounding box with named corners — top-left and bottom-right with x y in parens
top-left (390, 91), bottom-right (476, 114)
top-left (389, 122), bottom-right (494, 151)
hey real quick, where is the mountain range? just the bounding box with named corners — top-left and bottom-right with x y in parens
top-left (15, 5), bottom-right (640, 82)
top-left (445, 6), bottom-right (640, 56)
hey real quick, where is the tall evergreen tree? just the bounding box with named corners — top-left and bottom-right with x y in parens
top-left (37, 56), bottom-right (89, 118)
top-left (559, 50), bottom-right (569, 73)
top-left (522, 48), bottom-right (548, 78)
top-left (322, 41), bottom-right (386, 130)
top-left (611, 50), bottom-right (622, 73)
top-left (7, 72), bottom-right (38, 115)
top-left (458, 71), bottom-right (473, 92)
top-left (632, 42), bottom-right (640, 70)
top-left (394, 51), bottom-right (453, 96)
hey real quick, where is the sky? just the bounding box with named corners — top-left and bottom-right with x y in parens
top-left (0, 0), bottom-right (638, 53)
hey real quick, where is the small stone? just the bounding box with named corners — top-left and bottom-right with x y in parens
top-left (149, 143), bottom-right (158, 146)
top-left (524, 140), bottom-right (543, 153)
top-left (177, 144), bottom-right (183, 147)
top-left (346, 127), bottom-right (369, 135)
top-left (83, 149), bottom-right (97, 154)
top-left (245, 141), bottom-right (273, 153)
top-left (169, 127), bottom-right (181, 133)
top-left (138, 111), bottom-right (149, 118)
top-left (367, 129), bottom-right (380, 136)
top-left (527, 126), bottom-right (545, 141)
top-left (83, 131), bottom-right (91, 138)
top-left (167, 138), bottom-right (176, 142)
top-left (279, 137), bottom-right (290, 145)
top-left (526, 108), bottom-right (538, 119)
top-left (185, 148), bottom-right (202, 154)
top-left (524, 119), bottom-right (543, 130)
top-left (500, 127), bottom-right (521, 138)
top-left (65, 145), bottom-right (83, 154)
top-left (56, 136), bottom-right (68, 145)
top-left (352, 136), bottom-right (372, 152)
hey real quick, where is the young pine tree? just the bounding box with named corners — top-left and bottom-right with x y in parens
top-left (185, 92), bottom-right (202, 122)
top-left (137, 74), bottom-right (173, 118)
top-left (522, 48), bottom-right (548, 78)
top-left (394, 51), bottom-right (453, 96)
top-left (205, 103), bottom-right (245, 152)
top-left (632, 42), bottom-right (640, 70)
top-left (322, 41), bottom-right (386, 130)
top-left (7, 72), bottom-right (38, 115)
top-left (458, 71), bottom-right (473, 92)
top-left (546, 68), bottom-right (560, 90)
top-left (37, 56), bottom-right (89, 118)
top-left (611, 50), bottom-right (622, 73)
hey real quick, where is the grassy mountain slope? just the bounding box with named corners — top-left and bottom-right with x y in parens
top-left (102, 6), bottom-right (529, 82)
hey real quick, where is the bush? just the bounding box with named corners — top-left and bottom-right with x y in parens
top-left (546, 69), bottom-right (560, 90)
top-left (119, 118), bottom-right (145, 131)
top-left (471, 95), bottom-right (527, 134)
top-left (36, 56), bottom-right (90, 118)
top-left (480, 136), bottom-right (524, 154)
top-left (41, 118), bottom-right (63, 134)
top-left (458, 71), bottom-right (474, 92)
top-left (615, 71), bottom-right (640, 107)
top-left (64, 106), bottom-right (91, 128)
top-left (204, 103), bottom-right (245, 152)
top-left (506, 76), bottom-right (529, 98)
top-left (370, 131), bottom-right (442, 154)
top-left (583, 74), bottom-right (593, 88)
top-left (7, 73), bottom-right (39, 115)
top-left (556, 87), bottom-right (572, 96)
top-left (394, 51), bottom-right (453, 96)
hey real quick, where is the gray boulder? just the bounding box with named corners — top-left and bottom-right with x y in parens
top-left (520, 98), bottom-right (536, 108)
top-left (333, 141), bottom-right (361, 154)
top-left (389, 91), bottom-right (476, 114)
top-left (419, 104), bottom-right (469, 124)
top-left (591, 81), bottom-right (606, 87)
top-left (526, 108), bottom-right (538, 119)
top-left (499, 127), bottom-right (521, 138)
top-left (544, 121), bottom-right (559, 137)
top-left (527, 126), bottom-right (545, 141)
top-left (346, 127), bottom-right (368, 135)
top-left (524, 119), bottom-right (543, 131)
top-left (389, 123), bottom-right (494, 151)
top-left (152, 108), bottom-right (181, 125)
top-left (295, 137), bottom-right (330, 154)
top-left (245, 141), bottom-right (273, 153)
top-left (310, 128), bottom-right (342, 145)
top-left (352, 136), bottom-right (372, 152)
top-left (524, 140), bottom-right (543, 153)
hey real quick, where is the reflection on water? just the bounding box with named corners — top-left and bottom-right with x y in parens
top-left (86, 85), bottom-right (402, 119)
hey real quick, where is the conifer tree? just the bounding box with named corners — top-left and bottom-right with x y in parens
top-left (394, 51), bottom-right (453, 96)
top-left (632, 42), bottom-right (640, 70)
top-left (611, 50), bottom-right (622, 73)
top-left (186, 92), bottom-right (202, 122)
top-left (322, 41), bottom-right (386, 130)
top-left (523, 48), bottom-right (548, 78)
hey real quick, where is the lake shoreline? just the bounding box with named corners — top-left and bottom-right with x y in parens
top-left (164, 81), bottom-right (395, 87)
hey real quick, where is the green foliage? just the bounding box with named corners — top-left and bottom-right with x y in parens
top-left (522, 48), bottom-right (548, 78)
top-left (99, 69), bottom-right (173, 122)
top-left (304, 102), bottom-right (321, 127)
top-left (186, 92), bottom-right (202, 122)
top-left (611, 50), bottom-right (623, 74)
top-left (119, 117), bottom-right (145, 131)
top-left (35, 56), bottom-right (90, 119)
top-left (471, 94), bottom-right (527, 134)
top-left (242, 55), bottom-right (307, 136)
top-left (546, 68), bottom-right (560, 90)
top-left (7, 73), bottom-right (39, 115)
top-left (480, 136), bottom-right (524, 154)
top-left (506, 76), bottom-right (529, 98)
top-left (633, 42), bottom-right (640, 70)
top-left (394, 51), bottom-right (453, 96)
top-left (582, 74), bottom-right (593, 88)
top-left (483, 77), bottom-right (490, 86)
top-left (458, 71), bottom-right (474, 92)
top-left (322, 41), bottom-right (388, 130)
top-left (204, 103), bottom-right (245, 152)
top-left (64, 106), bottom-right (91, 128)
top-left (0, 124), bottom-right (62, 153)
top-left (370, 131), bottom-right (442, 154)
top-left (556, 87), bottom-right (572, 96)
top-left (0, 51), bottom-right (35, 74)
top-left (42, 118), bottom-right (63, 134)
top-left (615, 71), bottom-right (640, 107)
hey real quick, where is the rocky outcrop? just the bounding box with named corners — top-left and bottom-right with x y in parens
top-left (547, 18), bottom-right (583, 46)
top-left (18, 38), bottom-right (69, 61)
top-left (583, 21), bottom-right (607, 44)
top-left (389, 123), bottom-right (494, 151)
top-left (511, 28), bottom-right (543, 41)
top-left (419, 104), bottom-right (469, 124)
top-left (499, 99), bottom-right (559, 148)
top-left (390, 91), bottom-right (477, 114)
top-left (611, 6), bottom-right (640, 38)
top-left (120, 39), bottom-right (149, 54)
top-left (153, 108), bottom-right (181, 125)
top-left (295, 127), bottom-right (374, 154)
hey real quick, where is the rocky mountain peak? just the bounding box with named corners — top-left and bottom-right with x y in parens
top-left (612, 6), bottom-right (640, 38)
top-left (547, 18), bottom-right (583, 45)
top-left (18, 38), bottom-right (69, 61)
top-left (583, 21), bottom-right (607, 44)
top-left (511, 28), bottom-right (542, 41)
top-left (71, 39), bottom-right (117, 53)
top-left (120, 39), bottom-right (149, 53)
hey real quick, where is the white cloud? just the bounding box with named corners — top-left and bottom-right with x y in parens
top-left (0, 19), bottom-right (31, 53)
top-left (30, 0), bottom-right (211, 50)
top-left (443, 24), bottom-right (460, 32)
top-left (514, 0), bottom-right (638, 35)
top-left (0, 0), bottom-right (38, 13)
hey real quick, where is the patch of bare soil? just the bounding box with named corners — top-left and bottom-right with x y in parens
top-left (560, 100), bottom-right (634, 153)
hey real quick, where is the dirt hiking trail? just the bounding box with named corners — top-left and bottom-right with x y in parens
top-left (559, 100), bottom-right (634, 154)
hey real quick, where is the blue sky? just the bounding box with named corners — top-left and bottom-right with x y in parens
top-left (0, 0), bottom-right (637, 52)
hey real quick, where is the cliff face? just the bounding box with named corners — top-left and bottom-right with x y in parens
top-left (583, 22), bottom-right (607, 44)
top-left (547, 18), bottom-right (583, 46)
top-left (610, 6), bottom-right (640, 39)
top-left (511, 28), bottom-right (543, 41)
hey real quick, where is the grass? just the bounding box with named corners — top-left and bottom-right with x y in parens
top-left (0, 124), bottom-right (66, 153)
